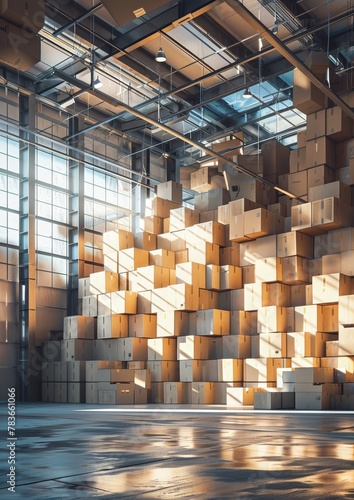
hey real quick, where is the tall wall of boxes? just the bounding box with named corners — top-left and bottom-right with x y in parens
top-left (40, 98), bottom-right (354, 410)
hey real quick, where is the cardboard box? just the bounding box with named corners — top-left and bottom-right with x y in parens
top-left (229, 214), bottom-right (248, 242)
top-left (220, 265), bottom-right (242, 290)
top-left (196, 309), bottom-right (230, 336)
top-left (257, 306), bottom-right (288, 334)
top-left (148, 249), bottom-right (175, 270)
top-left (308, 180), bottom-right (352, 205)
top-left (110, 291), bottom-right (137, 314)
top-left (297, 130), bottom-right (307, 148)
top-left (289, 148), bottom-right (306, 173)
top-left (281, 256), bottom-right (309, 284)
top-left (142, 216), bottom-right (164, 235)
top-left (259, 332), bottom-right (287, 358)
top-left (90, 271), bottom-right (119, 295)
top-left (254, 390), bottom-right (282, 410)
top-left (133, 232), bottom-right (157, 251)
top-left (312, 273), bottom-right (352, 304)
top-left (97, 314), bottom-right (128, 339)
top-left (163, 381), bottom-right (188, 403)
top-left (336, 161), bottom-right (354, 186)
top-left (63, 316), bottom-right (96, 340)
top-left (287, 331), bottom-right (337, 357)
top-left (242, 265), bottom-right (255, 285)
top-left (326, 106), bottom-right (353, 142)
top-left (243, 208), bottom-right (275, 239)
top-left (179, 359), bottom-right (203, 382)
top-left (293, 69), bottom-right (325, 115)
top-left (190, 166), bottom-right (217, 192)
top-left (194, 188), bottom-right (230, 212)
top-left (61, 339), bottom-right (92, 361)
top-left (187, 242), bottom-right (220, 266)
top-left (338, 326), bottom-right (354, 355)
top-left (230, 310), bottom-right (257, 335)
top-left (255, 257), bottom-right (283, 283)
top-left (212, 136), bottom-right (244, 157)
top-left (147, 360), bottom-right (179, 382)
top-left (244, 283), bottom-right (263, 311)
top-left (177, 335), bottom-right (215, 360)
top-left (307, 165), bottom-right (335, 189)
top-left (148, 197), bottom-right (180, 219)
top-left (136, 290), bottom-right (152, 314)
top-left (147, 338), bottom-right (177, 361)
top-left (185, 221), bottom-right (226, 247)
top-left (290, 284), bottom-right (308, 307)
top-left (261, 139), bottom-right (290, 176)
top-left (244, 358), bottom-right (291, 383)
top-left (218, 204), bottom-right (230, 225)
top-left (306, 109), bottom-right (326, 140)
top-left (288, 171), bottom-right (308, 198)
top-left (169, 207), bottom-right (199, 231)
top-left (156, 310), bottom-right (192, 337)
top-left (290, 203), bottom-right (313, 233)
top-left (236, 154), bottom-right (264, 175)
top-left (277, 231), bottom-right (313, 258)
top-left (103, 229), bottom-right (134, 254)
top-left (136, 265), bottom-right (170, 291)
top-left (218, 335), bottom-right (251, 359)
top-left (118, 248), bottom-right (149, 273)
top-left (312, 197), bottom-right (352, 231)
top-left (198, 289), bottom-right (219, 310)
top-left (156, 180), bottom-right (182, 204)
top-left (336, 138), bottom-right (354, 168)
top-left (226, 386), bottom-right (264, 406)
top-left (262, 283), bottom-right (291, 307)
top-left (188, 382), bottom-right (215, 404)
top-left (121, 338), bottom-right (148, 361)
top-left (128, 314), bottom-right (157, 338)
top-left (294, 304), bottom-right (338, 333)
top-left (306, 137), bottom-right (336, 169)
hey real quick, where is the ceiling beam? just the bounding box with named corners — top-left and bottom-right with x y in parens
top-left (226, 0), bottom-right (354, 121)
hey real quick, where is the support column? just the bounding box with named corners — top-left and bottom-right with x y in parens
top-left (68, 116), bottom-right (86, 316)
top-left (18, 94), bottom-right (37, 401)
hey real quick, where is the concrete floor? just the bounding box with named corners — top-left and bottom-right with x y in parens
top-left (0, 404), bottom-right (354, 499)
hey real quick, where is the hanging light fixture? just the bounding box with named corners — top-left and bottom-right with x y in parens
top-left (243, 88), bottom-right (252, 98)
top-left (155, 33), bottom-right (166, 62)
top-left (93, 76), bottom-right (103, 89)
top-left (60, 95), bottom-right (75, 108)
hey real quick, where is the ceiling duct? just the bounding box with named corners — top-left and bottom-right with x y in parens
top-left (100, 0), bottom-right (172, 27)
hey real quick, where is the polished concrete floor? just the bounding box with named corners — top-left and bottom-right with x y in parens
top-left (0, 404), bottom-right (354, 499)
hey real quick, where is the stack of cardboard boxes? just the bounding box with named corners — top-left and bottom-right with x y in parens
top-left (40, 97), bottom-right (354, 409)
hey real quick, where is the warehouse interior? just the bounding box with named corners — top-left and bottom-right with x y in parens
top-left (1, 0), bottom-right (354, 412)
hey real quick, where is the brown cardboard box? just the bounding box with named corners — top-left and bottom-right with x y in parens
top-left (90, 271), bottom-right (119, 295)
top-left (217, 204), bottom-right (230, 225)
top-left (229, 198), bottom-right (261, 216)
top-left (340, 250), bottom-right (354, 277)
top-left (267, 202), bottom-right (288, 217)
top-left (169, 207), bottom-right (200, 231)
top-left (81, 296), bottom-right (98, 317)
top-left (311, 197), bottom-right (352, 231)
top-left (176, 262), bottom-right (206, 288)
top-left (136, 265), bottom-right (170, 291)
top-left (103, 229), bottom-right (134, 254)
top-left (244, 283), bottom-right (263, 311)
top-left (199, 209), bottom-right (217, 222)
top-left (110, 291), bottom-right (137, 314)
top-left (326, 106), bottom-right (353, 142)
top-left (242, 265), bottom-right (255, 285)
top-left (206, 264), bottom-right (221, 290)
top-left (133, 232), bottom-right (157, 251)
top-left (287, 331), bottom-right (337, 358)
top-left (219, 335), bottom-right (252, 359)
top-left (306, 137), bottom-right (335, 169)
top-left (148, 197), bottom-right (180, 218)
top-left (257, 306), bottom-right (288, 334)
top-left (219, 245), bottom-right (240, 266)
top-left (147, 360), bottom-right (179, 382)
top-left (261, 139), bottom-right (290, 177)
top-left (198, 289), bottom-right (219, 311)
top-left (63, 315), bottom-right (96, 340)
top-left (185, 221), bottom-right (226, 247)
top-left (259, 333), bottom-right (287, 358)
top-left (128, 314), bottom-right (157, 338)
top-left (194, 188), bottom-right (230, 212)
top-left (297, 130), bottom-right (307, 148)
top-left (312, 273), bottom-right (352, 304)
top-left (240, 240), bottom-right (258, 266)
top-left (177, 335), bottom-right (215, 360)
top-left (163, 381), bottom-right (188, 403)
top-left (137, 291), bottom-right (152, 314)
top-left (244, 357), bottom-right (291, 383)
top-left (147, 338), bottom-right (177, 361)
top-left (226, 386), bottom-right (264, 406)
top-left (156, 310), bottom-right (192, 337)
top-left (338, 326), bottom-right (354, 355)
top-left (335, 137), bottom-right (354, 168)
top-left (156, 180), bottom-right (183, 204)
top-left (97, 314), bottom-right (128, 339)
top-left (243, 208), bottom-right (275, 239)
top-left (118, 248), bottom-right (149, 273)
top-left (262, 283), bottom-right (291, 307)
top-left (288, 171), bottom-right (308, 198)
top-left (230, 310), bottom-right (257, 335)
top-left (220, 265), bottom-right (242, 290)
top-left (289, 148), bottom-right (306, 173)
top-left (187, 242), bottom-right (220, 265)
top-left (236, 154), bottom-right (264, 175)
top-left (306, 109), bottom-right (326, 140)
top-left (277, 231), bottom-right (313, 258)
top-left (291, 203), bottom-right (313, 233)
top-left (322, 253), bottom-right (341, 274)
top-left (190, 166), bottom-right (217, 192)
top-left (307, 165), bottom-right (335, 189)
top-left (229, 214), bottom-right (249, 242)
top-left (281, 256), bottom-right (309, 284)
top-left (121, 338), bottom-right (148, 362)
top-left (188, 382), bottom-right (215, 404)
top-left (212, 136), bottom-right (243, 157)
top-left (336, 159), bottom-right (354, 186)
top-left (179, 359), bottom-right (203, 382)
top-left (196, 308), bottom-right (230, 336)
top-left (142, 216), bottom-right (164, 235)
top-left (293, 69), bottom-right (325, 115)
top-left (255, 257), bottom-right (283, 283)
top-left (308, 180), bottom-right (352, 204)
top-left (149, 249), bottom-right (175, 269)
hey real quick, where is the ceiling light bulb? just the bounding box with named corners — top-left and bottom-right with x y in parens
top-left (243, 88), bottom-right (252, 98)
top-left (60, 96), bottom-right (75, 108)
top-left (155, 47), bottom-right (166, 63)
top-left (93, 77), bottom-right (103, 89)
